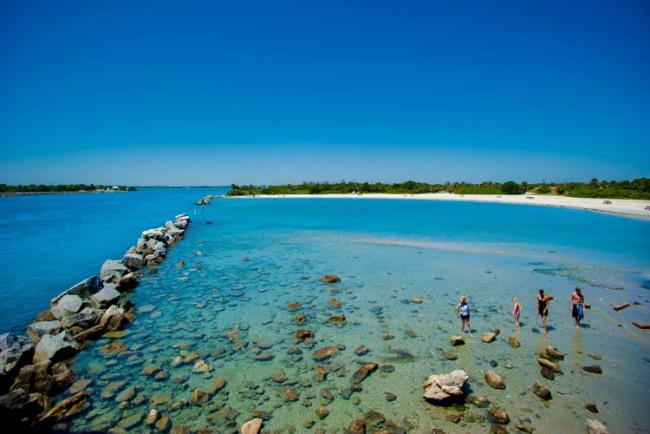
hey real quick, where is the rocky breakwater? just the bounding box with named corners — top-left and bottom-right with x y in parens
top-left (0, 214), bottom-right (190, 431)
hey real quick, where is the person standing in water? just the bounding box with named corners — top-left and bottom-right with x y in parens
top-left (455, 295), bottom-right (471, 335)
top-left (512, 297), bottom-right (522, 329)
top-left (537, 289), bottom-right (551, 333)
top-left (570, 286), bottom-right (585, 327)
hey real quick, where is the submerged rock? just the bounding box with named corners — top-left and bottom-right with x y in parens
top-left (322, 275), bottom-right (341, 283)
top-left (507, 336), bottom-right (520, 348)
top-left (487, 407), bottom-right (510, 424)
top-left (351, 363), bottom-right (378, 384)
top-left (484, 371), bottom-right (505, 389)
top-left (441, 349), bottom-right (458, 360)
top-left (532, 381), bottom-right (552, 400)
top-left (312, 346), bottom-right (338, 361)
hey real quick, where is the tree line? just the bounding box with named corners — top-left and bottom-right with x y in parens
top-left (227, 178), bottom-right (650, 199)
top-left (0, 184), bottom-right (136, 193)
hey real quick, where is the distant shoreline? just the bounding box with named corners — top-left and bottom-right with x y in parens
top-left (228, 192), bottom-right (650, 220)
top-left (0, 190), bottom-right (129, 197)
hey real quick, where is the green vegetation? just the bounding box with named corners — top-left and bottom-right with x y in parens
top-left (0, 184), bottom-right (136, 193)
top-left (227, 178), bottom-right (650, 200)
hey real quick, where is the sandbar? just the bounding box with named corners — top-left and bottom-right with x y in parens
top-left (230, 193), bottom-right (650, 220)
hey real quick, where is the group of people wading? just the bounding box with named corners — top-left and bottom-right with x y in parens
top-left (454, 286), bottom-right (586, 334)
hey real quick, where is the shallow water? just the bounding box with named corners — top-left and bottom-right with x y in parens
top-left (51, 197), bottom-right (650, 433)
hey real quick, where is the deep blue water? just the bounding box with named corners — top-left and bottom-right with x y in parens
top-left (0, 188), bottom-right (226, 332)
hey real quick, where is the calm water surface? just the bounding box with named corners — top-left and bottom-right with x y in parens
top-left (1, 193), bottom-right (649, 433)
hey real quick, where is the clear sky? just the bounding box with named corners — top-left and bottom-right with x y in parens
top-left (1, 0), bottom-right (648, 186)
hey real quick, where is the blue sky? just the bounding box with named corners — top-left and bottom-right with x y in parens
top-left (1, 0), bottom-right (648, 186)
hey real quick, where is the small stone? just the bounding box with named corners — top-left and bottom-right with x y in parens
top-left (312, 346), bottom-right (338, 361)
top-left (482, 332), bottom-right (497, 343)
top-left (532, 381), bottom-right (552, 400)
top-left (442, 349), bottom-right (458, 360)
top-left (329, 298), bottom-right (341, 308)
top-left (540, 367), bottom-right (555, 380)
top-left (450, 335), bottom-right (465, 346)
top-left (487, 407), bottom-right (509, 424)
top-left (583, 365), bottom-right (603, 374)
top-left (507, 336), bottom-right (520, 348)
top-left (382, 333), bottom-right (394, 340)
top-left (385, 392), bottom-right (397, 401)
top-left (315, 406), bottom-right (329, 420)
top-left (322, 275), bottom-right (341, 283)
top-left (294, 314), bottom-right (307, 324)
top-left (328, 314), bottom-right (346, 326)
top-left (355, 345), bottom-right (370, 356)
top-left (410, 297), bottom-right (423, 304)
top-left (485, 371), bottom-right (506, 389)
top-left (286, 302), bottom-right (301, 311)
top-left (585, 403), bottom-right (599, 413)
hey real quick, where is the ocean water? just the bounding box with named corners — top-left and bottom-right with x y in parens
top-left (2, 192), bottom-right (649, 433)
top-left (0, 187), bottom-right (224, 333)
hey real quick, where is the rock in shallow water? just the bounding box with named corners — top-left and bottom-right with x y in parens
top-left (484, 370), bottom-right (506, 390)
top-left (422, 370), bottom-right (468, 403)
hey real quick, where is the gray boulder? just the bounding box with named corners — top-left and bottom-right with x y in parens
top-left (51, 295), bottom-right (84, 320)
top-left (0, 388), bottom-right (44, 426)
top-left (60, 307), bottom-right (101, 331)
top-left (51, 276), bottom-right (102, 304)
top-left (90, 285), bottom-right (121, 309)
top-left (100, 260), bottom-right (128, 283)
top-left (122, 252), bottom-right (144, 270)
top-left (0, 333), bottom-right (35, 377)
top-left (422, 369), bottom-right (468, 403)
top-left (33, 332), bottom-right (78, 364)
top-left (27, 321), bottom-right (62, 344)
top-left (99, 305), bottom-right (125, 331)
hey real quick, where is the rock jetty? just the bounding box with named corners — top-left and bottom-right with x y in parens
top-left (0, 214), bottom-right (190, 431)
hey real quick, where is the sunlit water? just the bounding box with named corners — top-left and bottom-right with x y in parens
top-left (2, 193), bottom-right (649, 433)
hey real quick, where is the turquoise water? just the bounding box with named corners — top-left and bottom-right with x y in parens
top-left (2, 192), bottom-right (649, 432)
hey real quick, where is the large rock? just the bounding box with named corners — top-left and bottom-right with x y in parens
top-left (51, 295), bottom-right (84, 320)
top-left (0, 388), bottom-right (44, 428)
top-left (422, 370), bottom-right (468, 403)
top-left (99, 305), bottom-right (125, 331)
top-left (0, 333), bottom-right (35, 378)
top-left (51, 276), bottom-right (102, 304)
top-left (27, 321), bottom-right (62, 344)
top-left (90, 285), bottom-right (121, 309)
top-left (33, 332), bottom-right (78, 364)
top-left (100, 260), bottom-right (128, 283)
top-left (122, 252), bottom-right (144, 270)
top-left (39, 391), bottom-right (88, 425)
top-left (10, 361), bottom-right (53, 394)
top-left (485, 371), bottom-right (506, 389)
top-left (240, 418), bottom-right (263, 434)
top-left (60, 307), bottom-right (101, 331)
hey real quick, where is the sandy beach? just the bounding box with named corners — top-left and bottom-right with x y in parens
top-left (232, 193), bottom-right (650, 220)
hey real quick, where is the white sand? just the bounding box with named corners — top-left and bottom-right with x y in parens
top-left (231, 193), bottom-right (650, 220)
